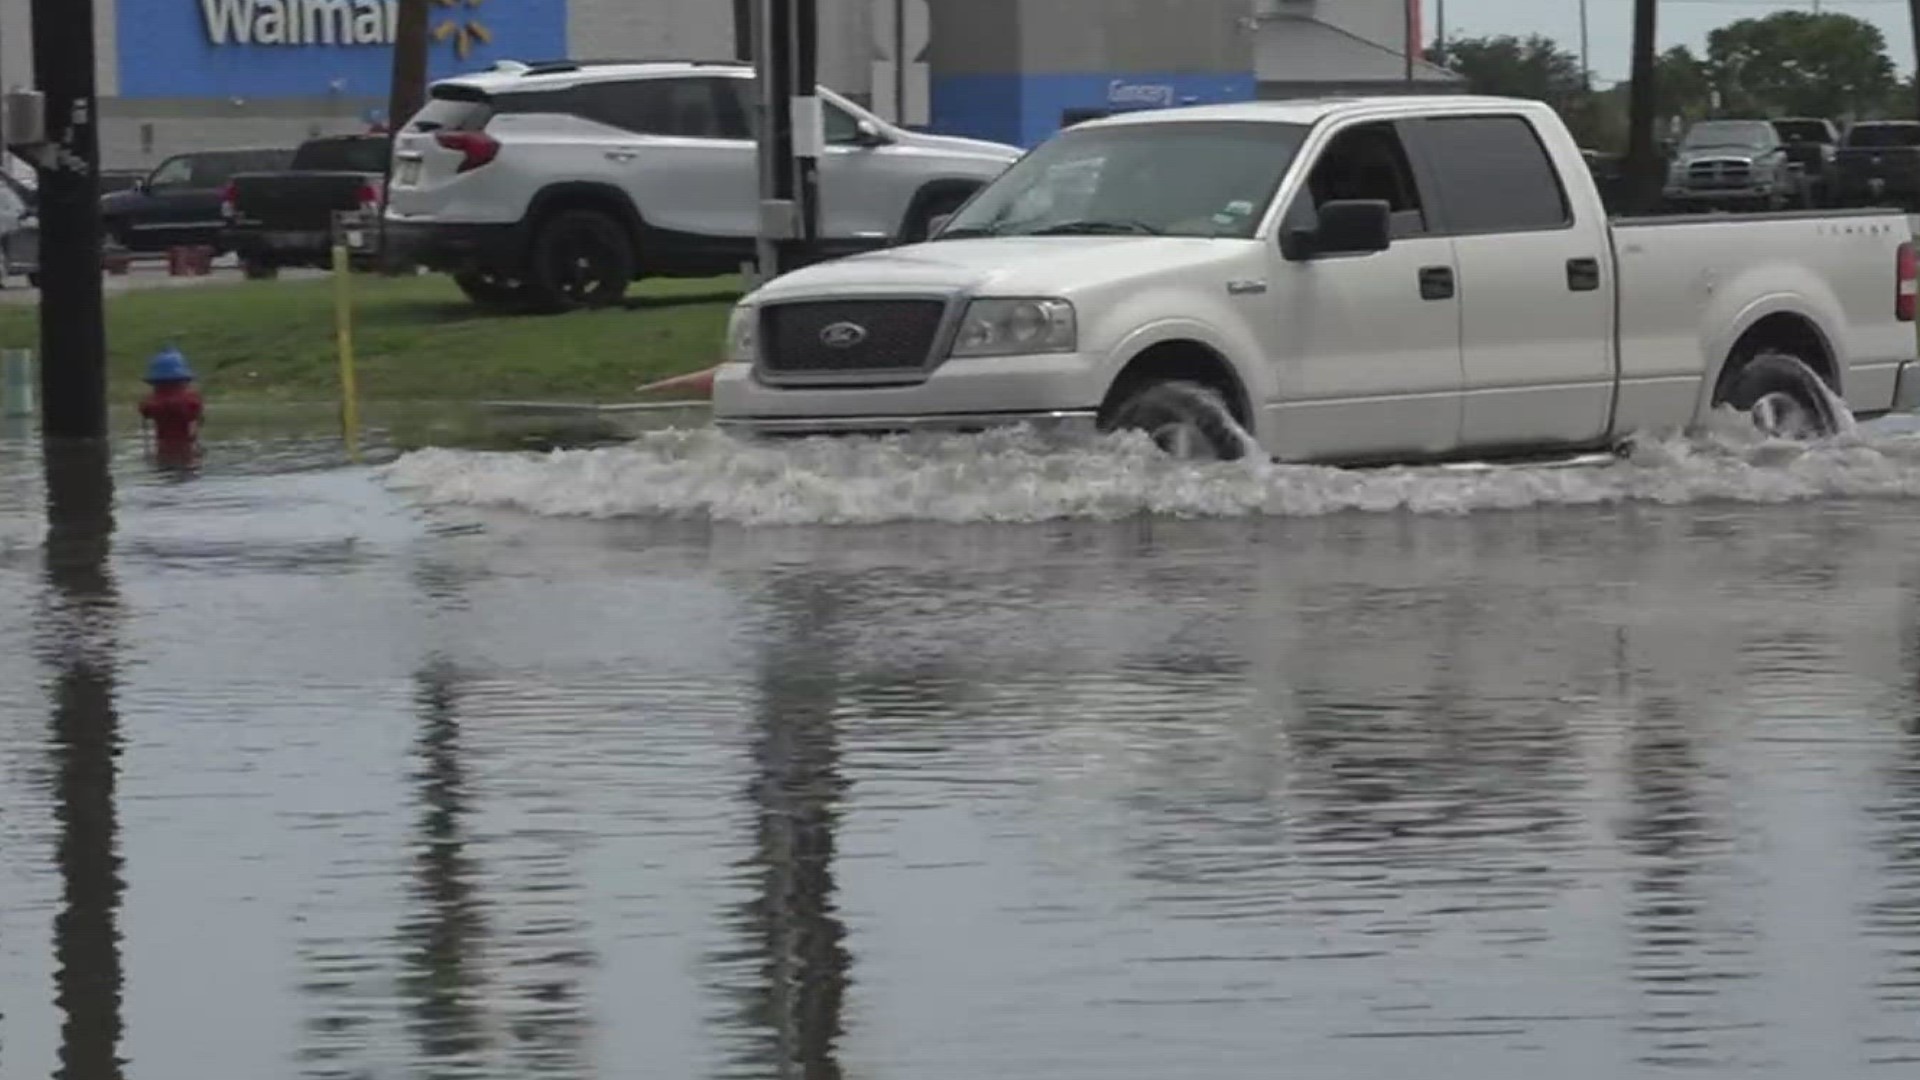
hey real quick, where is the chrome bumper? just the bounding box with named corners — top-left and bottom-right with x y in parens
top-left (714, 409), bottom-right (1100, 438)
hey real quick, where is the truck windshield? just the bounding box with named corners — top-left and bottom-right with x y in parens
top-left (1682, 121), bottom-right (1773, 151)
top-left (938, 120), bottom-right (1310, 240)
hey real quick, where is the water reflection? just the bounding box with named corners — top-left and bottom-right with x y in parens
top-left (39, 440), bottom-right (124, 1080)
top-left (722, 571), bottom-right (852, 1080)
top-left (397, 659), bottom-right (493, 1070)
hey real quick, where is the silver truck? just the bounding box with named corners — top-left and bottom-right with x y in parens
top-left (1664, 119), bottom-right (1810, 213)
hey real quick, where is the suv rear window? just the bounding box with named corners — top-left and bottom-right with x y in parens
top-left (1846, 124), bottom-right (1920, 148)
top-left (410, 90), bottom-right (494, 133)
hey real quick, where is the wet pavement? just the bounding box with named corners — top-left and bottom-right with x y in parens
top-left (9, 421), bottom-right (1920, 1077)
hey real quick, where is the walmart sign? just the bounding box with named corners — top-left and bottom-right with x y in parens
top-left (118, 0), bottom-right (567, 99)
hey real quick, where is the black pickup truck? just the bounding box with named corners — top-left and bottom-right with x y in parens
top-left (1833, 120), bottom-right (1920, 209)
top-left (223, 134), bottom-right (392, 278)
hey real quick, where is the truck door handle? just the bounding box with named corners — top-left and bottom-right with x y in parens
top-left (605, 150), bottom-right (638, 163)
top-left (1566, 257), bottom-right (1601, 292)
top-left (1418, 265), bottom-right (1454, 301)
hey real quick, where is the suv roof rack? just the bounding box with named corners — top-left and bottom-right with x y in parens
top-left (509, 57), bottom-right (750, 76)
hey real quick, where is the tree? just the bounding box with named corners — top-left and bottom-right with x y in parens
top-left (1428, 34), bottom-right (1588, 112)
top-left (1654, 46), bottom-right (1713, 120)
top-left (1706, 11), bottom-right (1895, 118)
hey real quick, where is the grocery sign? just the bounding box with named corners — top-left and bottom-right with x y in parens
top-left (118, 0), bottom-right (567, 99)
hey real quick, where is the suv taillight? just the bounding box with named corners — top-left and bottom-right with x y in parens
top-left (218, 181), bottom-right (237, 220)
top-left (435, 130), bottom-right (500, 173)
top-left (1899, 240), bottom-right (1915, 322)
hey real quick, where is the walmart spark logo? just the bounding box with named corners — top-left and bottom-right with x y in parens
top-left (433, 0), bottom-right (492, 60)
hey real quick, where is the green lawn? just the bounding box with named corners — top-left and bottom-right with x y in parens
top-left (0, 272), bottom-right (740, 404)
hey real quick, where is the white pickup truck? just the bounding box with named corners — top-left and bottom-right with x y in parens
top-left (713, 96), bottom-right (1920, 462)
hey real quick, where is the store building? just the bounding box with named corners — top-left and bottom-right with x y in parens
top-left (0, 0), bottom-right (1452, 170)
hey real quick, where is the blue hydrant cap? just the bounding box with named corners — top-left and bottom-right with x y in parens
top-left (144, 346), bottom-right (195, 384)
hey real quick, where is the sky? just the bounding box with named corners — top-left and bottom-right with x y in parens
top-left (1428, 0), bottom-right (1918, 84)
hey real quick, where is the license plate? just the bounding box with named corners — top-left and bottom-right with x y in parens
top-left (397, 158), bottom-right (422, 185)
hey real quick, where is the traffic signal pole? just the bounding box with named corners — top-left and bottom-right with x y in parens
top-left (29, 0), bottom-right (108, 440)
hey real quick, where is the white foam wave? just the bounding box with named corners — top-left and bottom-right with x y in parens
top-left (380, 413), bottom-right (1920, 526)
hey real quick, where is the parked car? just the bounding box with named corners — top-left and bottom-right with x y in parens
top-left (712, 95), bottom-right (1917, 464)
top-left (383, 58), bottom-right (1022, 314)
top-left (223, 134), bottom-right (392, 278)
top-left (0, 179), bottom-right (35, 286)
top-left (1663, 118), bottom-right (1809, 211)
top-left (1833, 120), bottom-right (1920, 209)
top-left (1771, 117), bottom-right (1840, 206)
top-left (100, 146), bottom-right (296, 252)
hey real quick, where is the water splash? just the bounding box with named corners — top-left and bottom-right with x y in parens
top-left (380, 411), bottom-right (1920, 526)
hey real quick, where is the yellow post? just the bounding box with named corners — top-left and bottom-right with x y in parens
top-left (332, 238), bottom-right (361, 461)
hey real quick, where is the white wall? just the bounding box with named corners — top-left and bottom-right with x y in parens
top-left (1261, 0), bottom-right (1407, 53)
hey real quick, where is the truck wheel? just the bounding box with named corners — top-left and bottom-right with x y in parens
top-left (454, 271), bottom-right (531, 313)
top-left (1102, 379), bottom-right (1249, 462)
top-left (527, 209), bottom-right (633, 313)
top-left (1718, 350), bottom-right (1842, 440)
top-left (241, 256), bottom-right (278, 281)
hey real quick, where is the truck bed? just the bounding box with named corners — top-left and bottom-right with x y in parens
top-left (1606, 206), bottom-right (1912, 432)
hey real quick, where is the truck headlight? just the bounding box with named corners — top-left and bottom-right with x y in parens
top-left (949, 298), bottom-right (1076, 357)
top-left (726, 304), bottom-right (757, 363)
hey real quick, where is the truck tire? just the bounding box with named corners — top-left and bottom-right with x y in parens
top-left (1718, 349), bottom-right (1842, 440)
top-left (1102, 379), bottom-right (1249, 461)
top-left (242, 256), bottom-right (278, 281)
top-left (526, 209), bottom-right (634, 314)
top-left (453, 271), bottom-right (531, 313)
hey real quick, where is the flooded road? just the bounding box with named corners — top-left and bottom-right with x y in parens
top-left (9, 421), bottom-right (1920, 1077)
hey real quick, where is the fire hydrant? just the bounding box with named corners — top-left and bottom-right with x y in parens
top-left (137, 346), bottom-right (204, 465)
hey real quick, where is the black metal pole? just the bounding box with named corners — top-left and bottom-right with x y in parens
top-left (29, 0), bottom-right (107, 440)
top-left (1625, 0), bottom-right (1659, 214)
top-left (755, 0), bottom-right (794, 281)
top-left (793, 0), bottom-right (821, 260)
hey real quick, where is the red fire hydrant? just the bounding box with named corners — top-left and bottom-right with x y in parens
top-left (137, 346), bottom-right (204, 466)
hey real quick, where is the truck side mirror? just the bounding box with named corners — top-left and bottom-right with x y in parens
top-left (1282, 199), bottom-right (1392, 260)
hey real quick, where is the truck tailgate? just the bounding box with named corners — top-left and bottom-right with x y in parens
top-left (1609, 210), bottom-right (1914, 429)
top-left (231, 172), bottom-right (372, 230)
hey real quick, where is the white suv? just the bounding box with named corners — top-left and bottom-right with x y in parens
top-left (384, 59), bottom-right (1023, 313)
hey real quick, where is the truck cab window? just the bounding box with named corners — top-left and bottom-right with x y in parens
top-left (1410, 115), bottom-right (1571, 235)
top-left (1291, 122), bottom-right (1427, 238)
top-left (148, 156), bottom-right (194, 189)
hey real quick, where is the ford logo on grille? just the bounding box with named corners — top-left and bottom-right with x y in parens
top-left (819, 321), bottom-right (868, 349)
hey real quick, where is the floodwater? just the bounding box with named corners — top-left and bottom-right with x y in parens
top-left (10, 416), bottom-right (1920, 1078)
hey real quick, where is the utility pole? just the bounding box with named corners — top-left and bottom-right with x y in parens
top-left (29, 0), bottom-right (107, 439)
top-left (1909, 0), bottom-right (1920, 120)
top-left (1435, 0), bottom-right (1447, 66)
top-left (1580, 0), bottom-right (1592, 92)
top-left (1404, 0), bottom-right (1418, 84)
top-left (1626, 0), bottom-right (1659, 214)
top-left (387, 0), bottom-right (430, 136)
top-left (752, 0), bottom-right (822, 283)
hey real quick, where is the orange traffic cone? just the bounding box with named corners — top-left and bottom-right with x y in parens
top-left (634, 365), bottom-right (718, 398)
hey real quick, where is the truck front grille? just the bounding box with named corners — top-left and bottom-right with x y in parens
top-left (1686, 159), bottom-right (1753, 188)
top-left (760, 299), bottom-right (947, 378)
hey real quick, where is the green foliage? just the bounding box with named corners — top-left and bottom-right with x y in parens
top-left (1706, 11), bottom-right (1896, 118)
